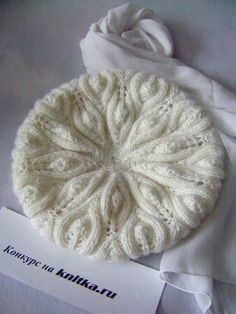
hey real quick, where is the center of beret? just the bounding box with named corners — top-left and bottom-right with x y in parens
top-left (99, 143), bottom-right (131, 173)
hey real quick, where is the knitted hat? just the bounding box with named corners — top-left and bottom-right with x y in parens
top-left (12, 70), bottom-right (225, 261)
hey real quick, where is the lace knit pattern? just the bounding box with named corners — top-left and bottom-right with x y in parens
top-left (12, 70), bottom-right (225, 261)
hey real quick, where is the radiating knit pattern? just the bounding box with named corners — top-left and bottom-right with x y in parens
top-left (12, 70), bottom-right (225, 261)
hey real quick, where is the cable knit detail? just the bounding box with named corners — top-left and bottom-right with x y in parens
top-left (12, 70), bottom-right (225, 261)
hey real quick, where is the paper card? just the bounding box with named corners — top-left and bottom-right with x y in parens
top-left (0, 207), bottom-right (165, 314)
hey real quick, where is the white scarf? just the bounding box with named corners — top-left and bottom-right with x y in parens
top-left (80, 3), bottom-right (236, 313)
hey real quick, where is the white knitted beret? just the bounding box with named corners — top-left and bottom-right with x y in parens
top-left (12, 70), bottom-right (225, 261)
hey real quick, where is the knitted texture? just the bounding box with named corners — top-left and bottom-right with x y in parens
top-left (12, 70), bottom-right (225, 261)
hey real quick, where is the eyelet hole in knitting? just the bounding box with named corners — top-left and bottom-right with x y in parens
top-left (197, 181), bottom-right (204, 185)
top-left (106, 220), bottom-right (118, 237)
top-left (65, 230), bottom-right (75, 242)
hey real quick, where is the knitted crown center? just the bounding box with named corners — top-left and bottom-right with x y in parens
top-left (100, 143), bottom-right (130, 173)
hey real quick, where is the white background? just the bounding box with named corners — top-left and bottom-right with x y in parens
top-left (0, 1), bottom-right (236, 313)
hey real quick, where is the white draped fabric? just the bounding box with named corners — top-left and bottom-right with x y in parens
top-left (80, 3), bottom-right (236, 313)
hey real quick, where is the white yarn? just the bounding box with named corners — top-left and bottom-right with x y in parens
top-left (12, 70), bottom-right (225, 261)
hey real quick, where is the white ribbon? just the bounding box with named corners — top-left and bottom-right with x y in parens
top-left (80, 3), bottom-right (236, 313)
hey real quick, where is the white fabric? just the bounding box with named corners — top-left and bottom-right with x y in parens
top-left (80, 3), bottom-right (236, 313)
